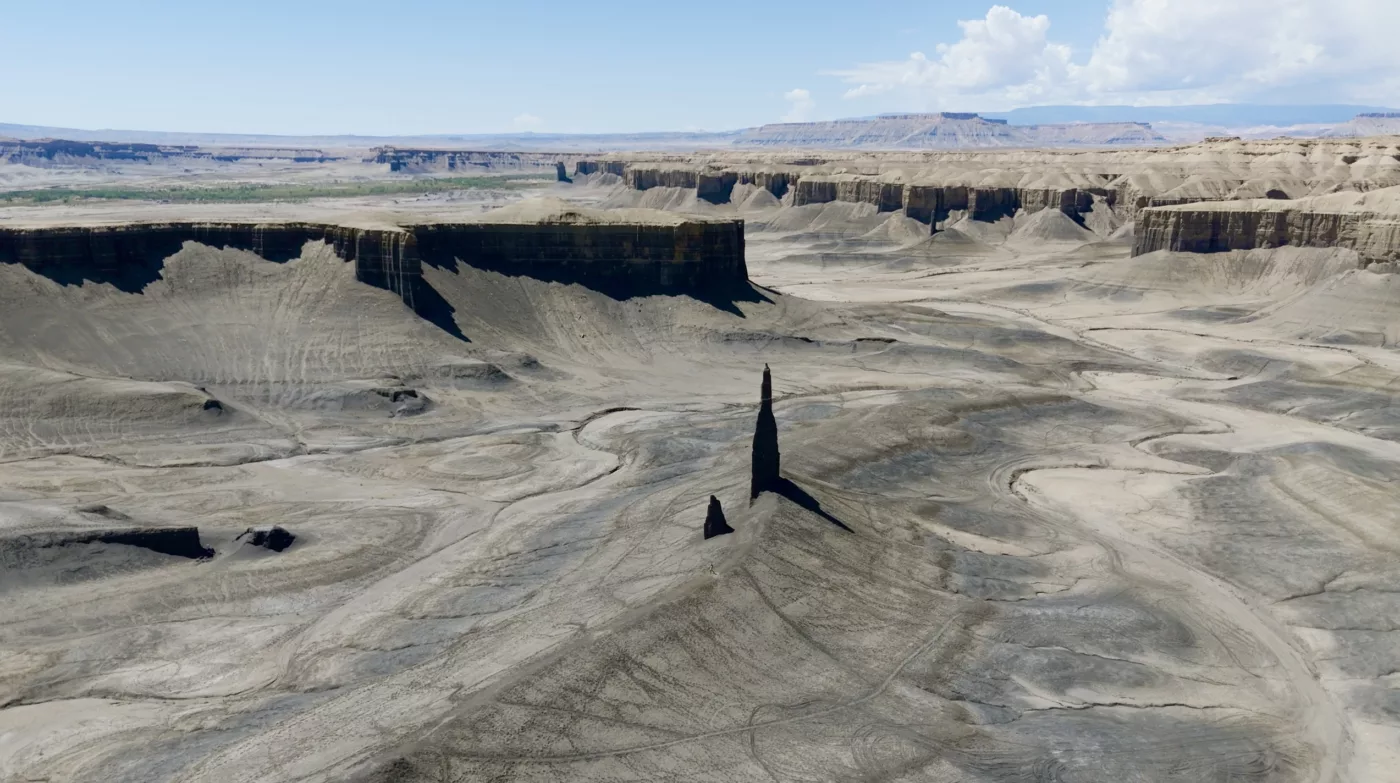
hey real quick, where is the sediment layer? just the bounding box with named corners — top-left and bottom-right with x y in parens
top-left (572, 137), bottom-right (1400, 231)
top-left (369, 148), bottom-right (579, 174)
top-left (1133, 189), bottom-right (1400, 264)
top-left (0, 202), bottom-right (750, 302)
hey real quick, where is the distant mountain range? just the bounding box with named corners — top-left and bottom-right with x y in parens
top-left (4, 105), bottom-right (1399, 152)
top-left (982, 104), bottom-right (1399, 127)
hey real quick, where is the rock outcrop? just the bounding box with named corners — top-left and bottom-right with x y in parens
top-left (574, 161), bottom-right (627, 178)
top-left (703, 496), bottom-right (733, 539)
top-left (2, 527), bottom-right (215, 560)
top-left (623, 167), bottom-right (699, 191)
top-left (369, 148), bottom-right (577, 175)
top-left (1133, 188), bottom-right (1400, 264)
top-left (236, 526), bottom-right (296, 552)
top-left (0, 200), bottom-right (751, 311)
top-left (790, 178), bottom-right (1110, 224)
top-left (793, 177), bottom-right (906, 212)
top-left (750, 365), bottom-right (781, 500)
top-left (0, 222), bottom-right (421, 302)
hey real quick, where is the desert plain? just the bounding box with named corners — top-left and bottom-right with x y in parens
top-left (2, 134), bottom-right (1400, 782)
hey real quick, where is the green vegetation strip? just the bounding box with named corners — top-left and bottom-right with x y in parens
top-left (0, 175), bottom-right (553, 205)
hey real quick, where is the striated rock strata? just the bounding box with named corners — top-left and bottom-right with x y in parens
top-left (1133, 188), bottom-right (1400, 264)
top-left (1, 138), bottom-right (340, 166)
top-left (369, 148), bottom-right (578, 175)
top-left (0, 200), bottom-right (750, 309)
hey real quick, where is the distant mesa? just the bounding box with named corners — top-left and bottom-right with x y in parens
top-left (733, 112), bottom-right (1163, 149)
top-left (703, 496), bottom-right (733, 539)
top-left (237, 525), bottom-right (296, 552)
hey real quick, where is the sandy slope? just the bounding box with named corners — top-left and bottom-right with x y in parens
top-left (1, 182), bottom-right (1398, 783)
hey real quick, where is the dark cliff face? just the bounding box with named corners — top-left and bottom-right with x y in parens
top-left (703, 496), bottom-right (733, 539)
top-left (4, 527), bottom-right (217, 559)
top-left (594, 162), bottom-right (1115, 227)
top-left (1131, 205), bottom-right (1400, 263)
top-left (624, 168), bottom-right (700, 191)
top-left (0, 216), bottom-right (752, 336)
top-left (0, 223), bottom-right (418, 300)
top-left (371, 148), bottom-right (575, 174)
top-left (750, 365), bottom-right (781, 500)
top-left (410, 219), bottom-right (748, 297)
top-left (574, 161), bottom-right (627, 177)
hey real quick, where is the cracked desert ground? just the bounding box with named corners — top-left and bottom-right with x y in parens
top-left (3, 144), bottom-right (1400, 783)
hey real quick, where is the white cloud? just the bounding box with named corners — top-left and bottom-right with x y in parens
top-left (830, 1), bottom-right (1400, 109)
top-left (782, 88), bottom-right (816, 122)
top-left (833, 6), bottom-right (1073, 109)
top-left (511, 113), bottom-right (544, 131)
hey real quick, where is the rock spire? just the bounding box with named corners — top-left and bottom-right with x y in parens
top-left (703, 495), bottom-right (733, 539)
top-left (750, 364), bottom-right (781, 500)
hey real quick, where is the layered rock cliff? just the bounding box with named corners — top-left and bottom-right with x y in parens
top-left (0, 138), bottom-right (342, 166)
top-left (0, 201), bottom-right (750, 309)
top-left (370, 148), bottom-right (578, 175)
top-left (1133, 188), bottom-right (1400, 264)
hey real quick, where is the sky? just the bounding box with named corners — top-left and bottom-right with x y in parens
top-left (3, 0), bottom-right (1397, 136)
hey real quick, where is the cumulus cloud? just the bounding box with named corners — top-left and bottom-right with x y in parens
top-left (782, 88), bottom-right (817, 122)
top-left (833, 6), bottom-right (1073, 108)
top-left (1082, 0), bottom-right (1400, 103)
top-left (831, 1), bottom-right (1400, 109)
top-left (511, 113), bottom-right (544, 131)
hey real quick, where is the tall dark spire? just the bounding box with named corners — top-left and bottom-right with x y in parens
top-left (703, 495), bottom-right (733, 539)
top-left (750, 364), bottom-right (781, 500)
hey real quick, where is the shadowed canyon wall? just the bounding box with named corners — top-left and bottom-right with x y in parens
top-left (0, 217), bottom-right (750, 308)
top-left (1133, 202), bottom-right (1400, 264)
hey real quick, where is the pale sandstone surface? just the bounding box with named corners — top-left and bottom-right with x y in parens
top-left (2, 141), bottom-right (1400, 783)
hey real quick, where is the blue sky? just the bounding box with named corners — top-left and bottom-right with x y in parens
top-left (2, 0), bottom-right (1395, 135)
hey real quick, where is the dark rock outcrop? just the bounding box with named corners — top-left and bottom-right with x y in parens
top-left (697, 171), bottom-right (738, 205)
top-left (793, 177), bottom-right (906, 212)
top-left (0, 206), bottom-right (752, 336)
top-left (902, 185), bottom-right (970, 223)
top-left (93, 528), bottom-right (215, 558)
top-left (0, 222), bottom-right (420, 301)
top-left (750, 364), bottom-right (781, 500)
top-left (574, 160), bottom-right (626, 177)
top-left (369, 148), bottom-right (576, 174)
top-left (623, 167), bottom-right (699, 191)
top-left (414, 213), bottom-right (748, 298)
top-left (555, 162), bottom-right (570, 183)
top-left (703, 496), bottom-right (733, 539)
top-left (2, 527), bottom-right (215, 560)
top-left (738, 171), bottom-right (800, 200)
top-left (236, 526), bottom-right (296, 552)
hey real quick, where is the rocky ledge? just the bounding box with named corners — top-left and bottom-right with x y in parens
top-left (0, 199), bottom-right (749, 305)
top-left (1133, 187), bottom-right (1400, 264)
